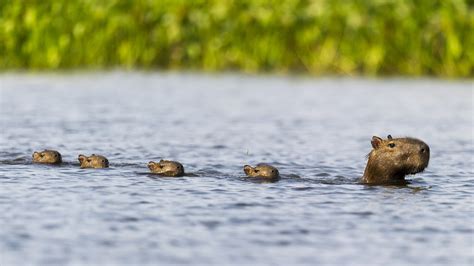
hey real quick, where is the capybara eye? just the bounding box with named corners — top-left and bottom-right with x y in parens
top-left (102, 159), bottom-right (105, 163)
top-left (54, 154), bottom-right (58, 157)
top-left (388, 143), bottom-right (395, 148)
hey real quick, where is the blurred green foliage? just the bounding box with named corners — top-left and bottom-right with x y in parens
top-left (0, 0), bottom-right (472, 77)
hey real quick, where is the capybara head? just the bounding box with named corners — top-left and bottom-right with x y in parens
top-left (148, 160), bottom-right (184, 177)
top-left (78, 154), bottom-right (109, 168)
top-left (32, 150), bottom-right (62, 164)
top-left (363, 135), bottom-right (430, 184)
top-left (244, 164), bottom-right (280, 180)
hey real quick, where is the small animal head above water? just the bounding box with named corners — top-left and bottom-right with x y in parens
top-left (32, 150), bottom-right (62, 164)
top-left (78, 154), bottom-right (109, 168)
top-left (244, 164), bottom-right (280, 180)
top-left (363, 135), bottom-right (430, 184)
top-left (148, 160), bottom-right (185, 177)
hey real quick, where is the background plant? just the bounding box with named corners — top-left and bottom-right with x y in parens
top-left (1, 0), bottom-right (472, 77)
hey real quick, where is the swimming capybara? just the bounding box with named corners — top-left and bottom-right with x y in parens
top-left (362, 135), bottom-right (430, 184)
top-left (32, 150), bottom-right (62, 164)
top-left (244, 164), bottom-right (280, 180)
top-left (148, 160), bottom-right (184, 177)
top-left (78, 154), bottom-right (109, 168)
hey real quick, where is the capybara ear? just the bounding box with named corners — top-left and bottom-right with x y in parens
top-left (78, 154), bottom-right (86, 163)
top-left (387, 134), bottom-right (393, 140)
top-left (147, 161), bottom-right (160, 170)
top-left (32, 151), bottom-right (39, 158)
top-left (371, 136), bottom-right (383, 149)
top-left (244, 165), bottom-right (253, 175)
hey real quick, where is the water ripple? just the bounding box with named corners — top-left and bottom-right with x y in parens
top-left (0, 73), bottom-right (472, 265)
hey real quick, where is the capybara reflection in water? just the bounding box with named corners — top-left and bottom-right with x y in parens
top-left (78, 154), bottom-right (109, 168)
top-left (362, 135), bottom-right (430, 184)
top-left (32, 150), bottom-right (62, 164)
top-left (148, 160), bottom-right (185, 177)
top-left (244, 164), bottom-right (280, 180)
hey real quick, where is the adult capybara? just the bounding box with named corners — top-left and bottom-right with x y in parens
top-left (362, 135), bottom-right (430, 184)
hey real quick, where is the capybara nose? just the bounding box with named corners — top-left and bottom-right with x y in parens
top-left (420, 144), bottom-right (429, 154)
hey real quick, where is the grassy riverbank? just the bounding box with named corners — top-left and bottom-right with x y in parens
top-left (1, 0), bottom-right (472, 77)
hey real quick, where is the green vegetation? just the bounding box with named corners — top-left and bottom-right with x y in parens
top-left (1, 0), bottom-right (472, 77)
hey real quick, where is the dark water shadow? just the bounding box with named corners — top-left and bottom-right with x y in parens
top-left (281, 174), bottom-right (302, 179)
top-left (194, 168), bottom-right (224, 176)
top-left (136, 172), bottom-right (199, 180)
top-left (1, 159), bottom-right (433, 191)
top-left (285, 175), bottom-right (358, 185)
top-left (237, 176), bottom-right (280, 184)
top-left (0, 159), bottom-right (83, 167)
top-left (111, 162), bottom-right (144, 168)
top-left (0, 158), bottom-right (32, 165)
top-left (359, 179), bottom-right (432, 192)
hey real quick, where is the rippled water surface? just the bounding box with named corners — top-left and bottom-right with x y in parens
top-left (0, 73), bottom-right (473, 265)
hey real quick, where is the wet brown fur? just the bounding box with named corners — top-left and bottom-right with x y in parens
top-left (78, 154), bottom-right (109, 168)
top-left (244, 164), bottom-right (280, 180)
top-left (32, 150), bottom-right (62, 164)
top-left (362, 135), bottom-right (430, 184)
top-left (148, 160), bottom-right (184, 177)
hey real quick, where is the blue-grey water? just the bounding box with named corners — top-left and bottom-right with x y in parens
top-left (0, 72), bottom-right (473, 265)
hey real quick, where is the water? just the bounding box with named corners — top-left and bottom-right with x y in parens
top-left (0, 72), bottom-right (472, 265)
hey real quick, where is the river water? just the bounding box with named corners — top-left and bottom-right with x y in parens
top-left (0, 72), bottom-right (472, 265)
